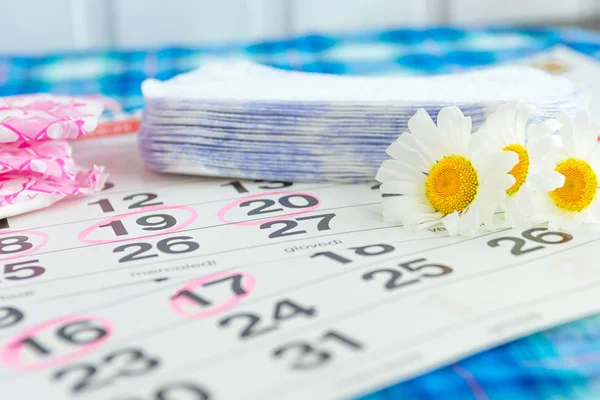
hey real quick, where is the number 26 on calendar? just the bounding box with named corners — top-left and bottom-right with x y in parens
top-left (487, 227), bottom-right (572, 256)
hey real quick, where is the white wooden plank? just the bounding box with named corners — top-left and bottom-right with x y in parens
top-left (246, 0), bottom-right (289, 39)
top-left (289, 0), bottom-right (432, 35)
top-left (0, 0), bottom-right (76, 53)
top-left (69, 0), bottom-right (113, 49)
top-left (111, 0), bottom-right (287, 48)
top-left (449, 0), bottom-right (586, 24)
top-left (577, 0), bottom-right (600, 18)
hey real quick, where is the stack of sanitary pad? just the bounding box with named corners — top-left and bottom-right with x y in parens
top-left (139, 61), bottom-right (586, 182)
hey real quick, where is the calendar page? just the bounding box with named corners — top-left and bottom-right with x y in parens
top-left (1, 46), bottom-right (600, 399)
top-left (0, 132), bottom-right (599, 400)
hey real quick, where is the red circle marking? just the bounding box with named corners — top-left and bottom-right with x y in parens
top-left (0, 315), bottom-right (113, 371)
top-left (217, 191), bottom-right (321, 226)
top-left (0, 230), bottom-right (49, 262)
top-left (170, 271), bottom-right (256, 319)
top-left (78, 204), bottom-right (197, 245)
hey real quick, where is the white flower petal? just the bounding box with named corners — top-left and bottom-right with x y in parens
top-left (506, 194), bottom-right (531, 229)
top-left (458, 206), bottom-right (479, 237)
top-left (516, 186), bottom-right (535, 217)
top-left (574, 110), bottom-right (590, 138)
top-left (590, 151), bottom-right (600, 173)
top-left (381, 195), bottom-right (433, 224)
top-left (405, 211), bottom-right (441, 227)
top-left (528, 170), bottom-right (564, 191)
top-left (477, 151), bottom-right (518, 176)
top-left (557, 112), bottom-right (576, 155)
top-left (580, 127), bottom-right (599, 160)
top-left (477, 182), bottom-right (507, 206)
top-left (408, 108), bottom-right (438, 138)
top-left (478, 203), bottom-right (500, 231)
top-left (385, 142), bottom-right (429, 171)
top-left (381, 196), bottom-right (407, 223)
top-left (528, 118), bottom-right (561, 141)
top-left (469, 129), bottom-right (486, 152)
top-left (527, 133), bottom-right (554, 158)
top-left (480, 102), bottom-right (530, 148)
top-left (376, 160), bottom-right (423, 184)
top-left (380, 181), bottom-right (423, 196)
top-left (441, 211), bottom-right (460, 236)
top-left (563, 209), bottom-right (589, 232)
top-left (437, 106), bottom-right (471, 155)
top-left (407, 109), bottom-right (441, 159)
top-left (377, 156), bottom-right (426, 178)
top-left (514, 102), bottom-right (535, 143)
top-left (548, 218), bottom-right (561, 232)
top-left (588, 197), bottom-right (600, 222)
top-left (392, 132), bottom-right (439, 165)
top-left (490, 173), bottom-right (517, 195)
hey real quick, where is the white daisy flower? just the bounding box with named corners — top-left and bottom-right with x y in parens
top-left (476, 101), bottom-right (565, 229)
top-left (376, 106), bottom-right (518, 236)
top-left (535, 111), bottom-right (600, 231)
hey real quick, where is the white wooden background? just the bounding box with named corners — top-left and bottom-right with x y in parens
top-left (1, 0), bottom-right (599, 53)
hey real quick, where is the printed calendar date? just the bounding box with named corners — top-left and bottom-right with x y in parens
top-left (0, 316), bottom-right (112, 370)
top-left (241, 194), bottom-right (318, 216)
top-left (79, 205), bottom-right (197, 244)
top-left (312, 243), bottom-right (395, 264)
top-left (151, 382), bottom-right (210, 400)
top-left (170, 272), bottom-right (256, 319)
top-left (218, 191), bottom-right (321, 225)
top-left (362, 258), bottom-right (452, 291)
top-left (0, 259), bottom-right (45, 283)
top-left (0, 306), bottom-right (24, 328)
top-left (52, 347), bottom-right (160, 394)
top-left (119, 381), bottom-right (211, 400)
top-left (261, 213), bottom-right (336, 239)
top-left (0, 231), bottom-right (49, 261)
top-left (487, 228), bottom-right (573, 255)
top-left (218, 299), bottom-right (316, 339)
top-left (89, 192), bottom-right (163, 213)
top-left (99, 214), bottom-right (177, 237)
top-left (272, 330), bottom-right (363, 370)
top-left (113, 236), bottom-right (199, 263)
top-left (221, 179), bottom-right (293, 193)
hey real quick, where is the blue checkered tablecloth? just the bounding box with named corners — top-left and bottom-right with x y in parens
top-left (2, 26), bottom-right (600, 113)
top-left (2, 26), bottom-right (600, 399)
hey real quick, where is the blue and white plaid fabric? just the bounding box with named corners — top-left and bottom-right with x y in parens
top-left (361, 314), bottom-right (600, 400)
top-left (2, 26), bottom-right (600, 113)
top-left (2, 25), bottom-right (600, 399)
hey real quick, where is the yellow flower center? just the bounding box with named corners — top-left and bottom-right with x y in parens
top-left (550, 158), bottom-right (598, 212)
top-left (425, 155), bottom-right (479, 215)
top-left (503, 144), bottom-right (529, 196)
